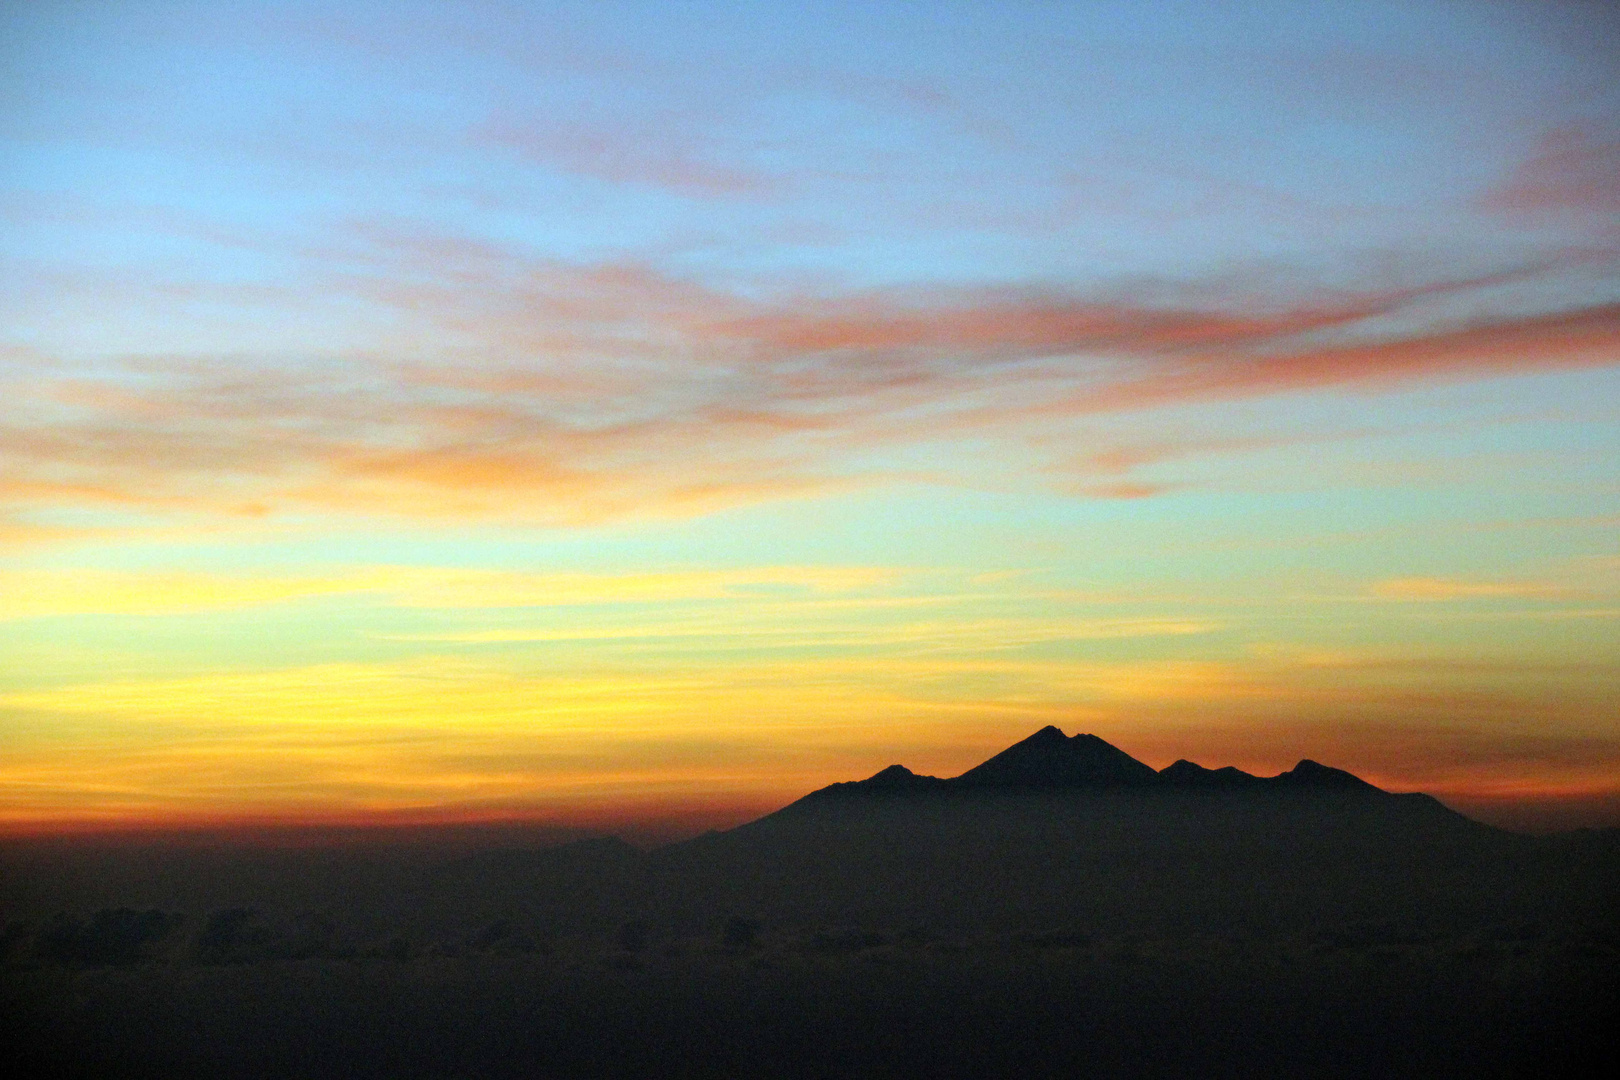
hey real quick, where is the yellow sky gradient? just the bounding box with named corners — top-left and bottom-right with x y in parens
top-left (3, 1), bottom-right (1618, 835)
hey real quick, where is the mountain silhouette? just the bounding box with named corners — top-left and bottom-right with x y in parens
top-left (795, 725), bottom-right (1407, 804)
top-left (1158, 759), bottom-right (1267, 786)
top-left (954, 725), bottom-right (1162, 787)
top-left (629, 726), bottom-right (1540, 940)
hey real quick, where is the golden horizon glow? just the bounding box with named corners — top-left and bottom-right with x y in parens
top-left (3, 1), bottom-right (1618, 834)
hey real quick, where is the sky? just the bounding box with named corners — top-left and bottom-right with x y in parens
top-left (1, 0), bottom-right (1617, 835)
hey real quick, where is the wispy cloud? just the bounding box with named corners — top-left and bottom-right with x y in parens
top-left (0, 564), bottom-right (901, 620)
top-left (483, 114), bottom-right (781, 198)
top-left (1482, 125), bottom-right (1620, 216)
top-left (5, 219), bottom-right (1618, 534)
top-left (1370, 577), bottom-right (1567, 602)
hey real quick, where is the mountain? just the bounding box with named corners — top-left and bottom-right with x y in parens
top-left (793, 725), bottom-right (1413, 804)
top-left (11, 727), bottom-right (1589, 953)
top-left (631, 727), bottom-right (1548, 938)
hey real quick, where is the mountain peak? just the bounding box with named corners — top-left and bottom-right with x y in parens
top-left (954, 727), bottom-right (1160, 788)
top-left (1160, 760), bottom-right (1264, 786)
top-left (1277, 759), bottom-right (1382, 791)
top-left (1160, 759), bottom-right (1214, 782)
top-left (799, 762), bottom-right (946, 799)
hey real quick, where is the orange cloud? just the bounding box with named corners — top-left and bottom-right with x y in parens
top-left (1074, 481), bottom-right (1180, 500)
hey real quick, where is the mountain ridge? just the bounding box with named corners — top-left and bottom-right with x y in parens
top-left (791, 725), bottom-right (1404, 807)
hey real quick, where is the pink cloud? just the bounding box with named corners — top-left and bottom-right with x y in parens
top-left (482, 115), bottom-right (780, 199)
top-left (5, 224), bottom-right (1619, 530)
top-left (1482, 125), bottom-right (1620, 216)
top-left (1048, 300), bottom-right (1620, 415)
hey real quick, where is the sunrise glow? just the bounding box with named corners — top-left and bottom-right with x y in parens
top-left (2, 0), bottom-right (1617, 835)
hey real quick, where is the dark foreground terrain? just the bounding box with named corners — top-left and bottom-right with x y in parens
top-left (5, 729), bottom-right (1618, 1078)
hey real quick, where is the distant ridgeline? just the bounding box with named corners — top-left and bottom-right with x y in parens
top-left (794, 725), bottom-right (1421, 801)
top-left (651, 724), bottom-right (1620, 940)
